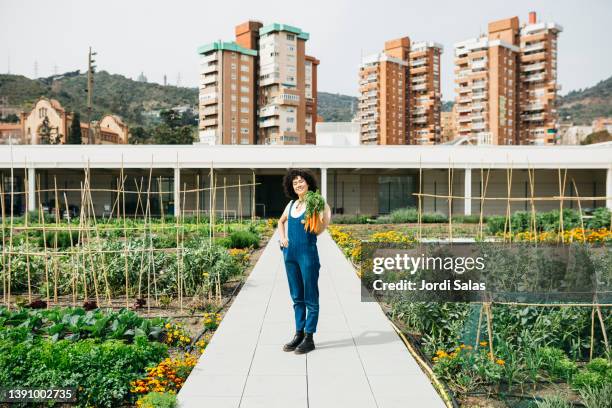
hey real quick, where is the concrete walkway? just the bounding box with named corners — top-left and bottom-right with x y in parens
top-left (178, 231), bottom-right (445, 408)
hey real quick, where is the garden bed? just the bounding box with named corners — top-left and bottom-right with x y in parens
top-left (328, 211), bottom-right (612, 408)
top-left (0, 218), bottom-right (274, 407)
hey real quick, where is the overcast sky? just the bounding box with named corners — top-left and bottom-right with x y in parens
top-left (1, 0), bottom-right (610, 99)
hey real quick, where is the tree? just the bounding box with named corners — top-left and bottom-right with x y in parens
top-left (68, 112), bottom-right (83, 144)
top-left (38, 116), bottom-right (52, 144)
top-left (581, 130), bottom-right (612, 145)
top-left (150, 108), bottom-right (196, 144)
top-left (128, 126), bottom-right (150, 144)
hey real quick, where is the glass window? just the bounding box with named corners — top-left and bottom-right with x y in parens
top-left (378, 175), bottom-right (416, 214)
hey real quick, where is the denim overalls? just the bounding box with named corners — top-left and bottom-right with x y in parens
top-left (283, 200), bottom-right (320, 334)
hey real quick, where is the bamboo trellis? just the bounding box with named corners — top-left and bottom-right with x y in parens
top-left (411, 160), bottom-right (612, 360)
top-left (0, 159), bottom-right (260, 313)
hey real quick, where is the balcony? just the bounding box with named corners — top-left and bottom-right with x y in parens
top-left (472, 81), bottom-right (486, 90)
top-left (523, 103), bottom-right (544, 112)
top-left (521, 113), bottom-right (545, 122)
top-left (471, 60), bottom-right (487, 70)
top-left (456, 106), bottom-right (472, 113)
top-left (259, 105), bottom-right (280, 117)
top-left (413, 117), bottom-right (428, 124)
top-left (200, 54), bottom-right (218, 65)
top-left (202, 106), bottom-right (217, 116)
top-left (522, 42), bottom-right (546, 53)
top-left (202, 74), bottom-right (218, 85)
top-left (523, 73), bottom-right (546, 82)
top-left (472, 92), bottom-right (486, 100)
top-left (412, 83), bottom-right (427, 91)
top-left (202, 64), bottom-right (218, 74)
top-left (201, 118), bottom-right (217, 127)
top-left (472, 122), bottom-right (486, 130)
top-left (458, 96), bottom-right (472, 103)
top-left (458, 116), bottom-right (471, 123)
top-left (199, 93), bottom-right (217, 105)
top-left (521, 62), bottom-right (545, 72)
top-left (260, 118), bottom-right (280, 128)
top-left (411, 58), bottom-right (427, 68)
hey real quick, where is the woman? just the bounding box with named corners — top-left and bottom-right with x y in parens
top-left (278, 168), bottom-right (331, 354)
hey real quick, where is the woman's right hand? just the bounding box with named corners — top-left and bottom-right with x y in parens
top-left (279, 237), bottom-right (289, 248)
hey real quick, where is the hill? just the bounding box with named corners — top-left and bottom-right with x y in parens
top-left (0, 72), bottom-right (197, 126)
top-left (317, 92), bottom-right (357, 122)
top-left (558, 75), bottom-right (612, 125)
top-left (2, 72), bottom-right (611, 127)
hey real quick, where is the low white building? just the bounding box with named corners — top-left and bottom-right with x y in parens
top-left (0, 144), bottom-right (610, 218)
top-left (315, 122), bottom-right (360, 146)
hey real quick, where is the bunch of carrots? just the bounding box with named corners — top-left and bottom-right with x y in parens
top-left (303, 190), bottom-right (325, 233)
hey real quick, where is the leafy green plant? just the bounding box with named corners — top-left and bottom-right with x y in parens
top-left (585, 207), bottom-right (611, 229)
top-left (534, 394), bottom-right (572, 408)
top-left (226, 230), bottom-right (259, 249)
top-left (538, 347), bottom-right (578, 381)
top-left (0, 307), bottom-right (165, 343)
top-left (0, 336), bottom-right (167, 408)
top-left (579, 383), bottom-right (612, 408)
top-left (137, 392), bottom-right (177, 408)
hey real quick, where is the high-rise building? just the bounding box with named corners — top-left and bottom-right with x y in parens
top-left (358, 37), bottom-right (442, 145)
top-left (197, 41), bottom-right (257, 145)
top-left (454, 12), bottom-right (562, 145)
top-left (409, 41), bottom-right (443, 144)
top-left (198, 22), bottom-right (318, 145)
top-left (519, 12), bottom-right (562, 145)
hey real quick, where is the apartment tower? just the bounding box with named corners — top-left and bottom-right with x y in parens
top-left (358, 37), bottom-right (442, 145)
top-left (454, 12), bottom-right (562, 145)
top-left (409, 42), bottom-right (443, 144)
top-left (198, 22), bottom-right (318, 145)
top-left (519, 12), bottom-right (562, 145)
top-left (198, 41), bottom-right (257, 145)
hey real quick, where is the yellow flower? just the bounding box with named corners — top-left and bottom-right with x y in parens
top-left (479, 341), bottom-right (488, 347)
top-left (496, 359), bottom-right (505, 366)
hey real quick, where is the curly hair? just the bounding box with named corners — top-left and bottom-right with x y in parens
top-left (282, 168), bottom-right (318, 200)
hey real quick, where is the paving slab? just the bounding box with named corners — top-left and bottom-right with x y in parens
top-left (178, 231), bottom-right (445, 408)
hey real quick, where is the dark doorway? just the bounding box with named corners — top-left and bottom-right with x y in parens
top-left (255, 175), bottom-right (286, 218)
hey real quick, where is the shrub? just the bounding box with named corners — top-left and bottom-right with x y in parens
top-left (227, 230), bottom-right (259, 249)
top-left (487, 215), bottom-right (507, 235)
top-left (136, 392), bottom-right (177, 408)
top-left (388, 207), bottom-right (419, 223)
top-left (332, 214), bottom-right (370, 224)
top-left (586, 207), bottom-right (612, 229)
top-left (451, 214), bottom-right (483, 224)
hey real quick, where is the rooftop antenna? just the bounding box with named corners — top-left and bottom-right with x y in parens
top-left (53, 64), bottom-right (58, 75)
top-left (176, 72), bottom-right (182, 87)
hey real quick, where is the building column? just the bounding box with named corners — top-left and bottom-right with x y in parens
top-left (464, 168), bottom-right (472, 216)
top-left (28, 167), bottom-right (36, 212)
top-left (174, 167), bottom-right (181, 218)
top-left (320, 168), bottom-right (328, 203)
top-left (607, 166), bottom-right (612, 210)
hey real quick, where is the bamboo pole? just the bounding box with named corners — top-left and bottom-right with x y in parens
top-left (36, 175), bottom-right (50, 307)
top-left (23, 166), bottom-right (32, 303)
top-left (120, 157), bottom-right (129, 308)
top-left (0, 181), bottom-right (6, 305)
top-left (53, 176), bottom-right (60, 302)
